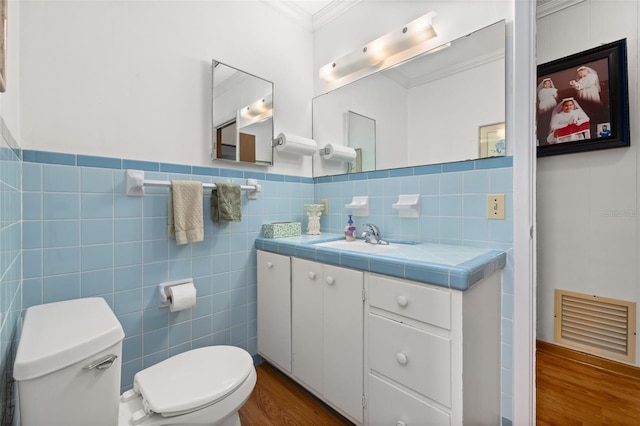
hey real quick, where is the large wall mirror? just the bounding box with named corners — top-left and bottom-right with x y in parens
top-left (312, 20), bottom-right (506, 177)
top-left (211, 60), bottom-right (274, 166)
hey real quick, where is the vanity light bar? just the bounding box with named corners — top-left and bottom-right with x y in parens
top-left (319, 11), bottom-right (438, 83)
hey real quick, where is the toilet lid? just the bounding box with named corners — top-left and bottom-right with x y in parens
top-left (133, 346), bottom-right (253, 416)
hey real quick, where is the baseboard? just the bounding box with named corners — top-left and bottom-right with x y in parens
top-left (537, 339), bottom-right (640, 379)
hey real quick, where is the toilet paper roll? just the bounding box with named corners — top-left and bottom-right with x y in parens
top-left (321, 144), bottom-right (357, 162)
top-left (167, 283), bottom-right (197, 312)
top-left (274, 133), bottom-right (318, 156)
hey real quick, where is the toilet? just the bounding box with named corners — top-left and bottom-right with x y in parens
top-left (13, 298), bottom-right (257, 426)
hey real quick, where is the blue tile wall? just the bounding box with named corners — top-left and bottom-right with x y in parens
top-left (18, 150), bottom-right (513, 421)
top-left (0, 118), bottom-right (22, 425)
top-left (21, 151), bottom-right (314, 391)
top-left (313, 156), bottom-right (514, 419)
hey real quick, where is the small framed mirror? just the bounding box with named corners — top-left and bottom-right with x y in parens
top-left (346, 111), bottom-right (376, 173)
top-left (211, 60), bottom-right (274, 165)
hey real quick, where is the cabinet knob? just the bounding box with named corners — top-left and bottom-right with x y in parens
top-left (396, 352), bottom-right (408, 366)
top-left (396, 421), bottom-right (408, 426)
top-left (308, 272), bottom-right (316, 280)
top-left (397, 295), bottom-right (409, 307)
top-left (266, 261), bottom-right (273, 269)
top-left (326, 276), bottom-right (335, 285)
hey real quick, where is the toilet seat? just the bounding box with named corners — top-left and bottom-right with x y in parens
top-left (127, 346), bottom-right (253, 421)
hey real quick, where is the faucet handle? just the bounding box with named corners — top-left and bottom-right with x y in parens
top-left (363, 223), bottom-right (380, 235)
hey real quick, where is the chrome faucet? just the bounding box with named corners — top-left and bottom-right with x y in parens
top-left (361, 223), bottom-right (388, 245)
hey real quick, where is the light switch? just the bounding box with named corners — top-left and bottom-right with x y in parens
top-left (487, 194), bottom-right (505, 220)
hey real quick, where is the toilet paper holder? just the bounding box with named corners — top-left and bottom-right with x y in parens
top-left (159, 278), bottom-right (194, 307)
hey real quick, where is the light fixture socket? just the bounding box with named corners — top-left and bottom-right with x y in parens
top-left (366, 12), bottom-right (437, 63)
top-left (319, 46), bottom-right (380, 82)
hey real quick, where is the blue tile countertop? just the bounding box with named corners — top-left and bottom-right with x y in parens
top-left (255, 233), bottom-right (507, 291)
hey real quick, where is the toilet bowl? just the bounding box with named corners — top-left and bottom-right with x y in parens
top-left (14, 298), bottom-right (257, 426)
top-left (118, 345), bottom-right (256, 426)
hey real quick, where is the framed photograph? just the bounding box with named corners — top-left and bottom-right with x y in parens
top-left (479, 122), bottom-right (506, 158)
top-left (0, 0), bottom-right (6, 92)
top-left (536, 39), bottom-right (629, 157)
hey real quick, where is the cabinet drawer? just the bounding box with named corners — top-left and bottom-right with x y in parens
top-left (369, 374), bottom-right (450, 426)
top-left (369, 314), bottom-right (451, 407)
top-left (368, 274), bottom-right (451, 330)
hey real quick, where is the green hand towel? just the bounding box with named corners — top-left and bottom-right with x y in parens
top-left (211, 183), bottom-right (242, 224)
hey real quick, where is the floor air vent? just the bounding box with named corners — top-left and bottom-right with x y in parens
top-left (554, 289), bottom-right (636, 363)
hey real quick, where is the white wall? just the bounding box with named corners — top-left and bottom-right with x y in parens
top-left (1, 0), bottom-right (21, 138)
top-left (537, 0), bottom-right (640, 364)
top-left (19, 0), bottom-right (314, 176)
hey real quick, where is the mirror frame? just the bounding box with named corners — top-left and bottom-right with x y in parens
top-left (211, 60), bottom-right (274, 166)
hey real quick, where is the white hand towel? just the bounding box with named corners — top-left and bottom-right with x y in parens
top-left (168, 181), bottom-right (204, 245)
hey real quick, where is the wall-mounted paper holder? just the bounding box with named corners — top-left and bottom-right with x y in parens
top-left (159, 278), bottom-right (194, 307)
top-left (392, 194), bottom-right (421, 218)
top-left (345, 196), bottom-right (369, 217)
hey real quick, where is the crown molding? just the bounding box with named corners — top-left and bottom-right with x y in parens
top-left (537, 0), bottom-right (586, 19)
top-left (262, 1), bottom-right (313, 31)
top-left (312, 0), bottom-right (362, 31)
top-left (261, 0), bottom-right (362, 32)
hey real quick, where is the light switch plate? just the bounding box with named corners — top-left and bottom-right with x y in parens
top-left (487, 194), bottom-right (505, 220)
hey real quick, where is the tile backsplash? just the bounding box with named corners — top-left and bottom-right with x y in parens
top-left (21, 153), bottom-right (314, 390)
top-left (14, 149), bottom-right (513, 417)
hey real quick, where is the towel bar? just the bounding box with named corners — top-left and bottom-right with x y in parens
top-left (126, 170), bottom-right (261, 199)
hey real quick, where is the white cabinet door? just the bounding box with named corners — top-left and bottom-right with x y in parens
top-left (323, 264), bottom-right (364, 424)
top-left (292, 258), bottom-right (364, 423)
top-left (291, 258), bottom-right (324, 394)
top-left (257, 250), bottom-right (291, 373)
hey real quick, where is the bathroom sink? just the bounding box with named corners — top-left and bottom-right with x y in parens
top-left (314, 239), bottom-right (400, 254)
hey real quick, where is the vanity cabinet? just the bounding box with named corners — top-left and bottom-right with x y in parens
top-left (256, 247), bottom-right (502, 426)
top-left (291, 258), bottom-right (364, 424)
top-left (257, 250), bottom-right (291, 373)
top-left (365, 272), bottom-right (501, 425)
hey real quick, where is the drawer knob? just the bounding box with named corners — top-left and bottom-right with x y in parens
top-left (397, 295), bottom-right (409, 307)
top-left (396, 421), bottom-right (408, 426)
top-left (396, 352), bottom-right (408, 366)
top-left (308, 272), bottom-right (316, 280)
top-left (326, 276), bottom-right (335, 285)
top-left (266, 261), bottom-right (273, 269)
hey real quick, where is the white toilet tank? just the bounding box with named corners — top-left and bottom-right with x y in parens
top-left (14, 298), bottom-right (125, 426)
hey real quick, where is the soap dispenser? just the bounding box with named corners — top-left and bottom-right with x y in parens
top-left (345, 215), bottom-right (357, 241)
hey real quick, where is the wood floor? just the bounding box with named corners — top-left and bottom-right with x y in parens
top-left (244, 343), bottom-right (640, 425)
top-left (536, 340), bottom-right (640, 425)
top-left (239, 362), bottom-right (353, 426)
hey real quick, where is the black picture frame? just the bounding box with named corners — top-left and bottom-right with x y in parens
top-left (536, 39), bottom-right (629, 157)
